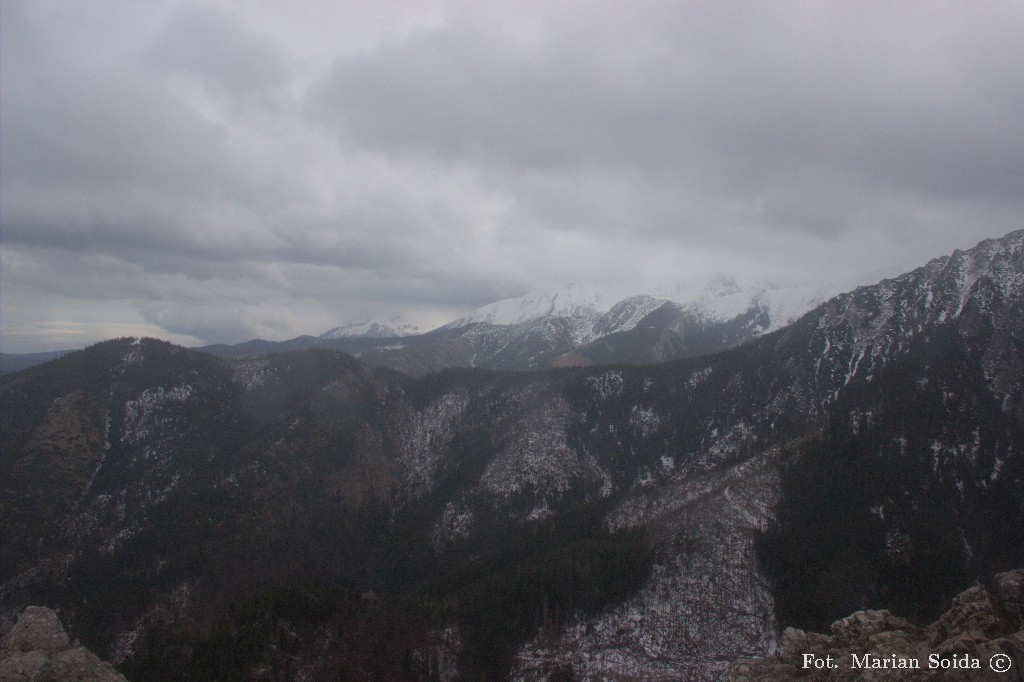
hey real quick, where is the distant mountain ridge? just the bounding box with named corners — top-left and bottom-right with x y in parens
top-left (320, 316), bottom-right (421, 339)
top-left (204, 275), bottom-right (872, 374)
top-left (443, 284), bottom-right (636, 336)
top-left (0, 350), bottom-right (71, 375)
top-left (0, 275), bottom-right (881, 375)
top-left (443, 277), bottom-right (856, 341)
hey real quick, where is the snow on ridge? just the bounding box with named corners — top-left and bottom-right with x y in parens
top-left (944, 229), bottom-right (1024, 306)
top-left (592, 295), bottom-right (665, 337)
top-left (348, 266), bottom-right (909, 345)
top-left (440, 274), bottom-right (879, 344)
top-left (320, 316), bottom-right (421, 339)
top-left (678, 282), bottom-right (841, 332)
top-left (670, 272), bottom-right (890, 332)
top-left (445, 284), bottom-right (627, 329)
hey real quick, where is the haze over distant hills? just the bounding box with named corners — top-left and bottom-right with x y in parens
top-left (0, 350), bottom-right (72, 375)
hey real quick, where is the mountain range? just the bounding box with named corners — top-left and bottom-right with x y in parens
top-left (195, 275), bottom-right (865, 376)
top-left (1, 230), bottom-right (1021, 680)
top-left (0, 274), bottom-right (871, 376)
top-left (320, 316), bottom-right (423, 339)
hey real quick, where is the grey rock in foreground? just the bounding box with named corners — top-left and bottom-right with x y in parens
top-left (724, 569), bottom-right (1024, 681)
top-left (0, 606), bottom-right (128, 682)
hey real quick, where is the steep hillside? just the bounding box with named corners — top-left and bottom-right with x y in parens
top-left (1, 230), bottom-right (1021, 680)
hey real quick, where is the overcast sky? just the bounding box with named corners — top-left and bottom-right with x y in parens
top-left (2, 0), bottom-right (1023, 352)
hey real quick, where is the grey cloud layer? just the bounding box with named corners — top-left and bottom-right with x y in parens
top-left (314, 1), bottom-right (1024, 228)
top-left (2, 0), bottom-right (1022, 351)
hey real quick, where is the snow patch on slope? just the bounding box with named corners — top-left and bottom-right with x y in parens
top-left (480, 391), bottom-right (611, 504)
top-left (513, 454), bottom-right (779, 681)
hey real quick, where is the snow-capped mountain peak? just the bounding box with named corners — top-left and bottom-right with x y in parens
top-left (426, 274), bottom-right (881, 364)
top-left (445, 284), bottom-right (625, 329)
top-left (703, 273), bottom-right (744, 297)
top-left (666, 271), bottom-right (898, 335)
top-left (320, 317), bottom-right (421, 339)
top-left (445, 276), bottom-right (870, 341)
top-left (302, 264), bottom-right (923, 372)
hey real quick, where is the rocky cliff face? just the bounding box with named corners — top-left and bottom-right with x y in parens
top-left (0, 606), bottom-right (127, 682)
top-left (725, 569), bottom-right (1024, 681)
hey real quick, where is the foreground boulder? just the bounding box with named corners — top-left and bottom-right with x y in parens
top-left (0, 606), bottom-right (128, 682)
top-left (725, 569), bottom-right (1024, 680)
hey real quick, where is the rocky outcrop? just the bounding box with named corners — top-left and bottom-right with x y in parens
top-left (0, 606), bottom-right (128, 682)
top-left (725, 569), bottom-right (1024, 680)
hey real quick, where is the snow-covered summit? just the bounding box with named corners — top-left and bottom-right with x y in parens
top-left (444, 276), bottom-right (870, 340)
top-left (320, 317), bottom-right (421, 339)
top-left (310, 267), bottom-right (906, 371)
top-left (444, 284), bottom-right (626, 329)
top-left (671, 279), bottom-right (853, 334)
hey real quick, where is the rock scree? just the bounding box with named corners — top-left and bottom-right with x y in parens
top-left (725, 569), bottom-right (1024, 680)
top-left (0, 606), bottom-right (128, 682)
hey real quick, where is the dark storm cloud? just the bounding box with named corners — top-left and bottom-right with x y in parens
top-left (2, 0), bottom-right (1023, 351)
